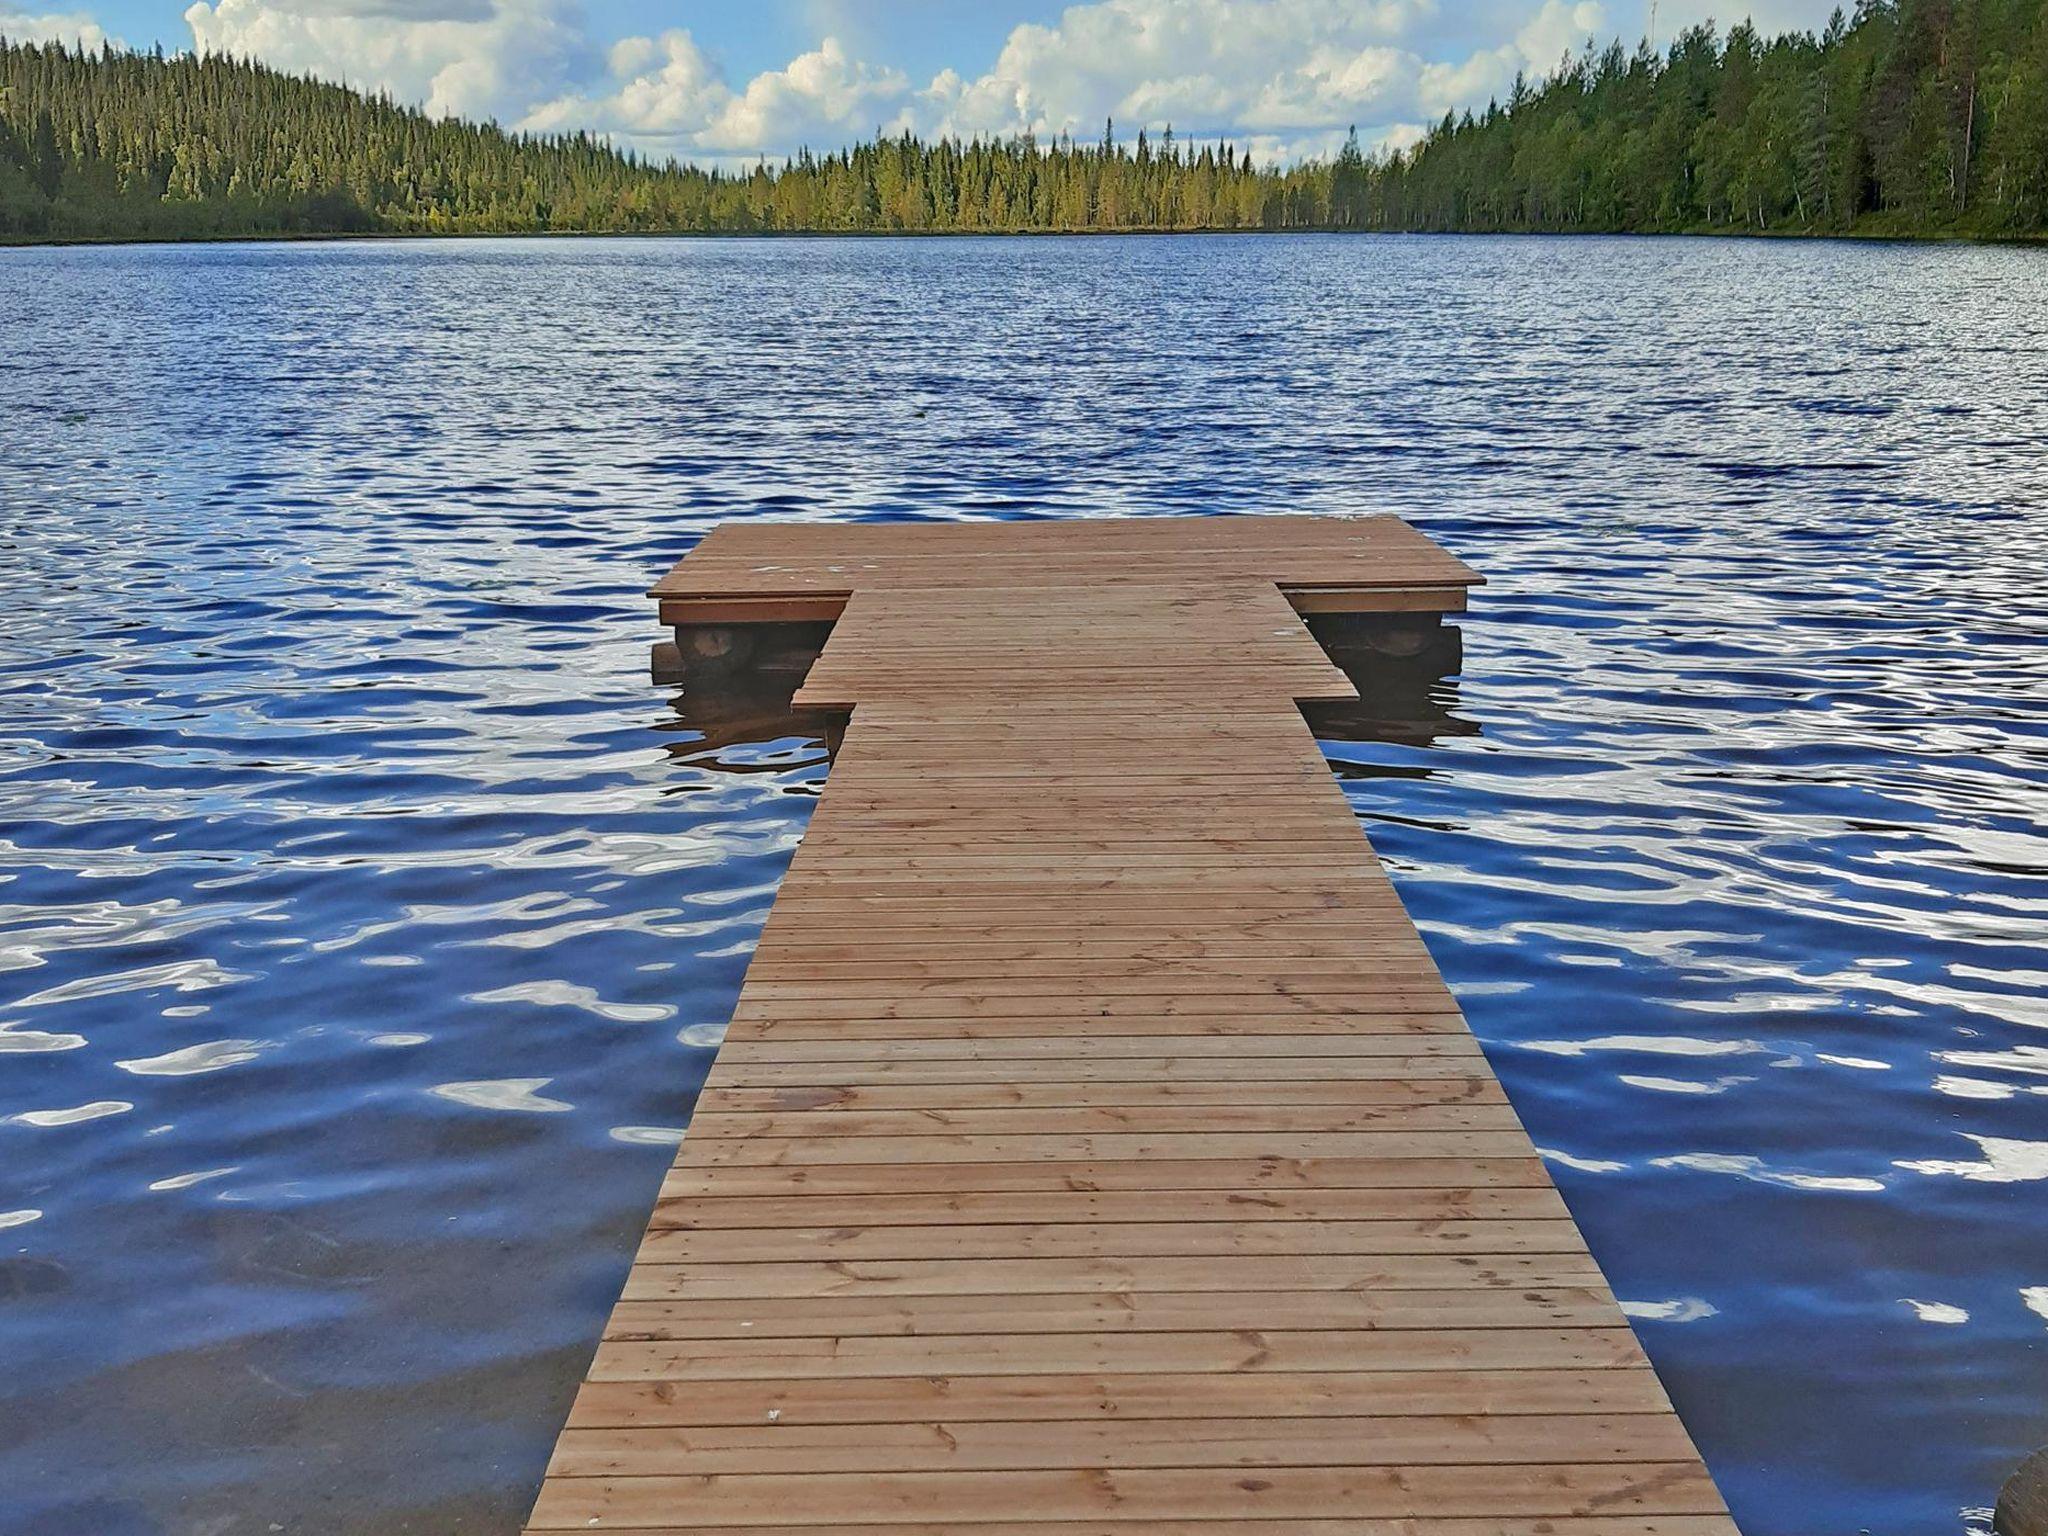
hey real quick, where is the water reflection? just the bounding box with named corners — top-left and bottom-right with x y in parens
top-left (658, 700), bottom-right (840, 772)
top-left (9, 1101), bottom-right (132, 1130)
top-left (1304, 613), bottom-right (1476, 753)
top-left (0, 234), bottom-right (2044, 1536)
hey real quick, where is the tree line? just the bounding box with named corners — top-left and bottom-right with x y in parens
top-left (3, 0), bottom-right (2046, 244)
top-left (1386, 0), bottom-right (2048, 232)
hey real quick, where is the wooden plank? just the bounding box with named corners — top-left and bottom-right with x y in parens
top-left (724, 994), bottom-right (1469, 1020)
top-left (695, 1079), bottom-right (1508, 1110)
top-left (522, 515), bottom-right (1731, 1535)
top-left (709, 1034), bottom-right (1483, 1061)
top-left (698, 1059), bottom-right (1501, 1089)
top-left (659, 595), bottom-right (849, 624)
top-left (531, 1523), bottom-right (1729, 1536)
top-left (563, 1366), bottom-right (1675, 1426)
top-left (677, 1104), bottom-right (1525, 1139)
top-left (598, 1288), bottom-right (1617, 1340)
top-left (632, 1219), bottom-right (1596, 1262)
top-left (678, 1133), bottom-right (1548, 1166)
top-left (715, 1022), bottom-right (1469, 1048)
top-left (526, 1464), bottom-right (1723, 1528)
top-left (630, 1212), bottom-right (1589, 1261)
top-left (546, 1413), bottom-right (1701, 1476)
top-left (645, 1187), bottom-right (1569, 1229)
top-left (586, 1326), bottom-right (1654, 1382)
top-left (618, 1253), bottom-right (1609, 1299)
top-left (658, 1157), bottom-right (1556, 1198)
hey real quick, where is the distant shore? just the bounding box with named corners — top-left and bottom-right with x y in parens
top-left (12, 8), bottom-right (2048, 255)
top-left (6, 224), bottom-right (2042, 252)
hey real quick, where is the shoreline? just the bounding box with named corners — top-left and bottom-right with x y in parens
top-left (5, 224), bottom-right (2044, 252)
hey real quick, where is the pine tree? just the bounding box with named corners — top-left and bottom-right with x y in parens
top-left (5, 11), bottom-right (2046, 245)
top-left (1330, 126), bottom-right (1368, 226)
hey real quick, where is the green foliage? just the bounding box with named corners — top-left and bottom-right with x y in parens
top-left (1380, 0), bottom-right (2048, 233)
top-left (4, 3), bottom-right (2047, 244)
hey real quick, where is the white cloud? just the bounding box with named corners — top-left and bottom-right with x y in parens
top-left (183, 0), bottom-right (592, 121)
top-left (574, 29), bottom-right (721, 134)
top-left (701, 36), bottom-right (909, 151)
top-left (1407, 0), bottom-right (1608, 124)
top-left (522, 28), bottom-right (720, 138)
top-left (897, 0), bottom-right (1629, 163)
top-left (1516, 0), bottom-right (1606, 74)
top-left (163, 0), bottom-right (1841, 166)
top-left (522, 31), bottom-right (908, 162)
top-left (920, 0), bottom-right (1446, 142)
top-left (0, 7), bottom-right (108, 46)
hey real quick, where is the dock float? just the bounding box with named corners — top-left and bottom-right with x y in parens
top-left (524, 515), bottom-right (1737, 1534)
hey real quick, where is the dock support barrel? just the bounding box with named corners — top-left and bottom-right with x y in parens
top-left (651, 619), bottom-right (836, 688)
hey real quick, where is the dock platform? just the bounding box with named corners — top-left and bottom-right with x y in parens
top-left (523, 514), bottom-right (1736, 1533)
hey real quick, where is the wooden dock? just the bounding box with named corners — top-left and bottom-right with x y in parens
top-left (523, 515), bottom-right (1737, 1534)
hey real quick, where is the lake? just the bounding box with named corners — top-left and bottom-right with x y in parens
top-left (0, 233), bottom-right (2044, 1535)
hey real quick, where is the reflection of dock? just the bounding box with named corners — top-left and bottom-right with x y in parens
top-left (524, 515), bottom-right (1736, 1532)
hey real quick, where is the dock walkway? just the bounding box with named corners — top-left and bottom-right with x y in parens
top-left (523, 515), bottom-right (1736, 1534)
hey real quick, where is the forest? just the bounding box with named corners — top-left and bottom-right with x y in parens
top-left (3, 0), bottom-right (2046, 242)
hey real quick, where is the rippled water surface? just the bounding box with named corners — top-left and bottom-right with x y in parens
top-left (1, 234), bottom-right (2045, 1535)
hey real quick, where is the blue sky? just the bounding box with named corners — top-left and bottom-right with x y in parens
top-left (5, 0), bottom-right (1845, 166)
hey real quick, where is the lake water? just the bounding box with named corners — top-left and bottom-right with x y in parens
top-left (1, 233), bottom-right (2044, 1535)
